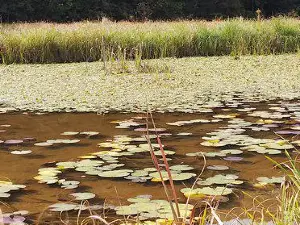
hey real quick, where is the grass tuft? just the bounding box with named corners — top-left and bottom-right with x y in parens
top-left (1, 17), bottom-right (300, 64)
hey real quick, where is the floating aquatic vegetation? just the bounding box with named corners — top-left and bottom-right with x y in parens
top-left (98, 142), bottom-right (126, 149)
top-left (60, 131), bottom-right (79, 136)
top-left (80, 131), bottom-right (99, 137)
top-left (213, 114), bottom-right (238, 119)
top-left (256, 176), bottom-right (285, 186)
top-left (113, 119), bottom-right (142, 129)
top-left (236, 107), bottom-right (256, 112)
top-left (241, 145), bottom-right (282, 155)
top-left (10, 150), bottom-right (32, 155)
top-left (186, 149), bottom-right (242, 158)
top-left (149, 171), bottom-right (196, 182)
top-left (166, 119), bottom-right (220, 127)
top-left (197, 174), bottom-right (243, 186)
top-left (177, 133), bottom-right (192, 136)
top-left (115, 196), bottom-right (193, 220)
top-left (207, 165), bottom-right (229, 171)
top-left (34, 168), bottom-right (61, 184)
top-left (1, 124), bottom-right (11, 127)
top-left (0, 181), bottom-right (26, 198)
top-left (34, 142), bottom-right (53, 147)
top-left (154, 150), bottom-right (175, 156)
top-left (78, 155), bottom-right (97, 159)
top-left (98, 169), bottom-right (133, 178)
top-left (56, 161), bottom-right (77, 169)
top-left (49, 203), bottom-right (78, 212)
top-left (60, 139), bottom-right (80, 144)
top-left (223, 156), bottom-right (244, 161)
top-left (200, 140), bottom-right (229, 147)
top-left (4, 140), bottom-right (23, 145)
top-left (181, 187), bottom-right (233, 198)
top-left (23, 137), bottom-right (36, 142)
top-left (70, 192), bottom-right (95, 201)
top-left (275, 130), bottom-right (300, 135)
top-left (130, 170), bottom-right (149, 177)
top-left (169, 165), bottom-right (194, 171)
top-left (59, 179), bottom-right (80, 189)
top-left (260, 141), bottom-right (294, 150)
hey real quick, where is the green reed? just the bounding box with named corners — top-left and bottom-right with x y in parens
top-left (0, 17), bottom-right (299, 64)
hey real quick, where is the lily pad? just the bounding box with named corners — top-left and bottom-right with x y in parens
top-left (34, 142), bottom-right (53, 147)
top-left (11, 150), bottom-right (32, 155)
top-left (169, 165), bottom-right (194, 171)
top-left (70, 192), bottom-right (96, 201)
top-left (80, 131), bottom-right (99, 136)
top-left (207, 165), bottom-right (229, 171)
top-left (197, 174), bottom-right (243, 186)
top-left (4, 140), bottom-right (23, 145)
top-left (181, 187), bottom-right (233, 198)
top-left (98, 169), bottom-right (133, 178)
top-left (149, 171), bottom-right (196, 182)
top-left (223, 156), bottom-right (244, 161)
top-left (49, 203), bottom-right (78, 212)
top-left (256, 176), bottom-right (285, 185)
top-left (61, 131), bottom-right (79, 136)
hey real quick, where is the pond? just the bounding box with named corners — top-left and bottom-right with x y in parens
top-left (0, 98), bottom-right (299, 224)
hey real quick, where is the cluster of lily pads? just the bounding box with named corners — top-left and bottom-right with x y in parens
top-left (3, 97), bottom-right (300, 222)
top-left (115, 195), bottom-right (193, 220)
top-left (166, 118), bottom-right (221, 127)
top-left (61, 131), bottom-right (100, 137)
top-left (34, 139), bottom-right (80, 147)
top-left (0, 181), bottom-right (26, 198)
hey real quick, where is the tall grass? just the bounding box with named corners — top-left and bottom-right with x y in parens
top-left (0, 17), bottom-right (300, 64)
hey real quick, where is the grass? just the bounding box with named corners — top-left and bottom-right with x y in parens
top-left (0, 17), bottom-right (300, 64)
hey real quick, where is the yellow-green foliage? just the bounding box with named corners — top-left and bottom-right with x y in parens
top-left (0, 17), bottom-right (300, 64)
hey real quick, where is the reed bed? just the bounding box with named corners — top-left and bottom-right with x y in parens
top-left (0, 17), bottom-right (300, 64)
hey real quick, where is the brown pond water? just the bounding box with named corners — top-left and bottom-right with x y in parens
top-left (0, 99), bottom-right (299, 224)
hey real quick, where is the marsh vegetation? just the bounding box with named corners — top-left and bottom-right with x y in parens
top-left (1, 18), bottom-right (300, 64)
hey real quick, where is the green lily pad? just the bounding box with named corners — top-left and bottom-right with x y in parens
top-left (61, 132), bottom-right (79, 136)
top-left (256, 176), bottom-right (285, 185)
top-left (181, 187), bottom-right (233, 197)
top-left (207, 165), bottom-right (229, 171)
top-left (131, 170), bottom-right (149, 177)
top-left (59, 180), bottom-right (80, 189)
top-left (98, 169), bottom-right (133, 178)
top-left (149, 171), bottom-right (196, 181)
top-left (201, 140), bottom-right (228, 147)
top-left (220, 149), bottom-right (243, 155)
top-left (80, 131), bottom-right (99, 136)
top-left (56, 161), bottom-right (77, 169)
top-left (70, 192), bottom-right (96, 201)
top-left (34, 142), bottom-right (53, 147)
top-left (197, 174), bottom-right (243, 186)
top-left (0, 192), bottom-right (10, 198)
top-left (154, 150), bottom-right (175, 156)
top-left (169, 165), bottom-right (194, 171)
top-left (61, 139), bottom-right (80, 144)
top-left (49, 203), bottom-right (78, 212)
top-left (11, 150), bottom-right (32, 155)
